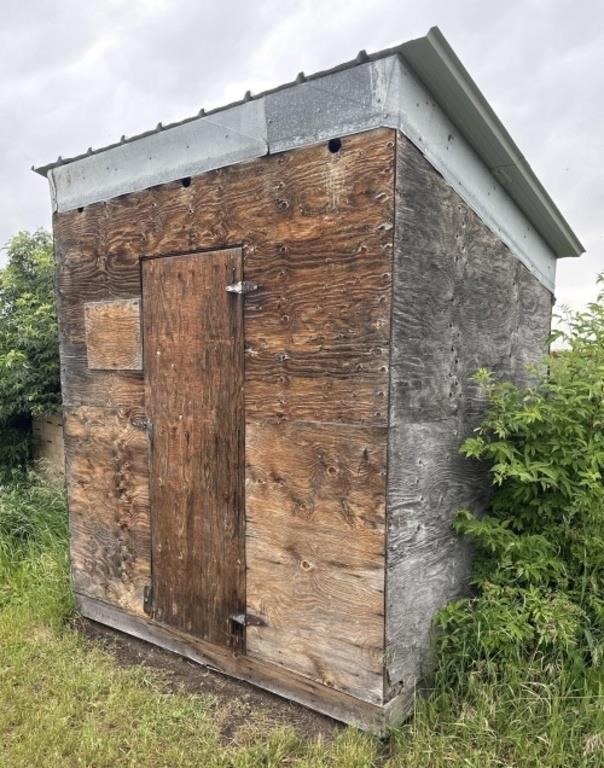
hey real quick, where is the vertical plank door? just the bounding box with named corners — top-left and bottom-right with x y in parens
top-left (142, 249), bottom-right (245, 649)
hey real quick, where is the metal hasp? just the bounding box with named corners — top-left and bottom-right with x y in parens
top-left (225, 280), bottom-right (258, 295)
top-left (131, 417), bottom-right (153, 444)
top-left (131, 416), bottom-right (152, 432)
top-left (143, 584), bottom-right (153, 615)
top-left (230, 612), bottom-right (266, 627)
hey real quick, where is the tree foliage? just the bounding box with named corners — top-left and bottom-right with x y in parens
top-left (436, 275), bottom-right (604, 686)
top-left (0, 231), bottom-right (60, 466)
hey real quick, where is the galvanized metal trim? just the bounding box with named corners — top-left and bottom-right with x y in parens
top-left (400, 28), bottom-right (583, 259)
top-left (34, 27), bottom-right (583, 266)
top-left (384, 56), bottom-right (559, 291)
top-left (36, 28), bottom-right (585, 290)
top-left (47, 100), bottom-right (268, 212)
top-left (264, 55), bottom-right (557, 290)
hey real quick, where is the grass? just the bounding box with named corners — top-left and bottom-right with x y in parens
top-left (0, 469), bottom-right (602, 767)
top-left (391, 666), bottom-right (603, 767)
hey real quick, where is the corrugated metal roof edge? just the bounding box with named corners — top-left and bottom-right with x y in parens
top-left (402, 28), bottom-right (584, 258)
top-left (31, 46), bottom-right (396, 176)
top-left (33, 26), bottom-right (584, 259)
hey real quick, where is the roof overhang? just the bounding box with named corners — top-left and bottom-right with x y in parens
top-left (400, 28), bottom-right (583, 260)
top-left (34, 27), bottom-right (584, 292)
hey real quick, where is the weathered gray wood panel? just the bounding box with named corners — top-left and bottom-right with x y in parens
top-left (385, 132), bottom-right (553, 699)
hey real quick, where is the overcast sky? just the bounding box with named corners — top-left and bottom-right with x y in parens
top-left (1, 0), bottom-right (602, 311)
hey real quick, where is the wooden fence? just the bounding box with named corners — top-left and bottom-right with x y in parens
top-left (32, 413), bottom-right (64, 473)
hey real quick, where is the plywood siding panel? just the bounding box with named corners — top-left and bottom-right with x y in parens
top-left (54, 201), bottom-right (141, 302)
top-left (60, 341), bottom-right (145, 408)
top-left (53, 128), bottom-right (395, 702)
top-left (52, 130), bottom-right (394, 268)
top-left (53, 130), bottom-right (395, 423)
top-left (246, 420), bottom-right (386, 703)
top-left (63, 406), bottom-right (150, 616)
top-left (85, 299), bottom-right (142, 370)
top-left (244, 232), bottom-right (391, 424)
top-left (243, 230), bottom-right (390, 347)
top-left (385, 133), bottom-right (552, 699)
top-left (246, 360), bottom-right (388, 425)
top-left (513, 272), bottom-right (554, 384)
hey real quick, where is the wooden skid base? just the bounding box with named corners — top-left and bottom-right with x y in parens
top-left (76, 594), bottom-right (412, 734)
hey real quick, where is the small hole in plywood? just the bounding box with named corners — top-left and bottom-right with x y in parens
top-left (328, 137), bottom-right (342, 153)
top-left (181, 176), bottom-right (191, 188)
top-left (77, 207), bottom-right (84, 213)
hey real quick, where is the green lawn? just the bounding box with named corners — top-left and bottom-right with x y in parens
top-left (0, 471), bottom-right (601, 767)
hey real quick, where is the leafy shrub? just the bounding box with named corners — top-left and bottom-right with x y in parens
top-left (0, 230), bottom-right (60, 467)
top-left (436, 276), bottom-right (604, 686)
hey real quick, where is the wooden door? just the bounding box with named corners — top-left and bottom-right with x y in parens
top-left (142, 248), bottom-right (245, 649)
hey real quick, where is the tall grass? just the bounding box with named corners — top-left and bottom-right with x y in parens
top-left (0, 469), bottom-right (382, 767)
top-left (389, 659), bottom-right (603, 767)
top-left (0, 467), bottom-right (72, 625)
top-left (0, 469), bottom-right (601, 766)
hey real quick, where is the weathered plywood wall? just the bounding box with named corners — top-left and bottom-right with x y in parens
top-left (63, 406), bottom-right (150, 615)
top-left (384, 132), bottom-right (553, 700)
top-left (54, 128), bottom-right (395, 705)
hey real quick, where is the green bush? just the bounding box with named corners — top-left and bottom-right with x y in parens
top-left (0, 230), bottom-right (60, 467)
top-left (435, 276), bottom-right (604, 687)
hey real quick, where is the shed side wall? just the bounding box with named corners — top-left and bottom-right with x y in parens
top-left (54, 127), bottom-right (395, 705)
top-left (385, 132), bottom-right (553, 700)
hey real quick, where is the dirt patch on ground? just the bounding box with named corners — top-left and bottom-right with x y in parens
top-left (77, 618), bottom-right (342, 745)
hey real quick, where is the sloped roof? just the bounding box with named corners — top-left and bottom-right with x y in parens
top-left (34, 27), bottom-right (584, 286)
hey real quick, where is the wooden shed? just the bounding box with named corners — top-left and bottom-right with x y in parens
top-left (35, 27), bottom-right (583, 731)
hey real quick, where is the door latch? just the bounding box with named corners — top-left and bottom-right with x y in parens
top-left (230, 612), bottom-right (266, 627)
top-left (131, 417), bottom-right (153, 435)
top-left (143, 584), bottom-right (153, 615)
top-left (225, 280), bottom-right (258, 295)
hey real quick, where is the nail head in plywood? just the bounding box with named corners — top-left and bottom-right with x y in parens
top-left (85, 298), bottom-right (143, 371)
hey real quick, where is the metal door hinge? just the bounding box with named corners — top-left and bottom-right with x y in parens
top-left (230, 612), bottom-right (266, 627)
top-left (225, 280), bottom-right (258, 295)
top-left (143, 584), bottom-right (153, 615)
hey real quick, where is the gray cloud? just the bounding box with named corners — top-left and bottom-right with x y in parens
top-left (1, 0), bottom-right (601, 310)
